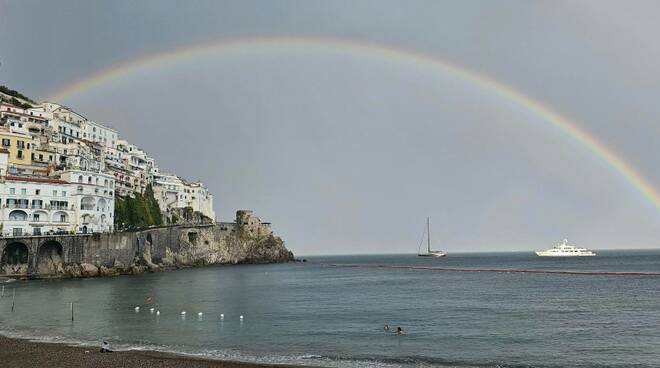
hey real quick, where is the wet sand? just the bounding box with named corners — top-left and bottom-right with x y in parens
top-left (0, 336), bottom-right (299, 368)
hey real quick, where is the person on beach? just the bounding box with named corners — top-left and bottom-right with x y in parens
top-left (100, 340), bottom-right (112, 353)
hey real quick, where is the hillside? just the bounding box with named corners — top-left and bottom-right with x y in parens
top-left (0, 85), bottom-right (35, 108)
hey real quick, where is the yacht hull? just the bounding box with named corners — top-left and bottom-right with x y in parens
top-left (535, 251), bottom-right (596, 257)
top-left (418, 252), bottom-right (447, 257)
top-left (535, 239), bottom-right (596, 257)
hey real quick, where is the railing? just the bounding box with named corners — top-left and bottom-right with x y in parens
top-left (7, 218), bottom-right (28, 222)
top-left (3, 204), bottom-right (72, 210)
top-left (49, 205), bottom-right (71, 210)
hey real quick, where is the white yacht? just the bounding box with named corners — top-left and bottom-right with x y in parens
top-left (535, 239), bottom-right (596, 257)
top-left (417, 217), bottom-right (447, 257)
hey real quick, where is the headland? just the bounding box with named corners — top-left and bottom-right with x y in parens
top-left (0, 210), bottom-right (293, 279)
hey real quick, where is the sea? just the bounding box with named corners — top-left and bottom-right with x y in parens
top-left (1, 251), bottom-right (660, 368)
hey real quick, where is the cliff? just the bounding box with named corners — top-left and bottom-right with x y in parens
top-left (0, 210), bottom-right (294, 279)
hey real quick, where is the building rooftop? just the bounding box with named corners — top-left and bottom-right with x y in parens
top-left (4, 175), bottom-right (69, 184)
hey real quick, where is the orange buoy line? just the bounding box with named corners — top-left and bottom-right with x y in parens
top-left (328, 264), bottom-right (660, 277)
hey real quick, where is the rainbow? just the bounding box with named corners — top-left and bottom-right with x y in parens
top-left (45, 36), bottom-right (660, 212)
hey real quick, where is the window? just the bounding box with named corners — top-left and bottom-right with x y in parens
top-left (33, 213), bottom-right (40, 222)
top-left (35, 189), bottom-right (40, 195)
top-left (20, 188), bottom-right (26, 195)
top-left (60, 214), bottom-right (66, 222)
top-left (17, 140), bottom-right (25, 149)
top-left (88, 177), bottom-right (92, 184)
top-left (17, 150), bottom-right (23, 159)
top-left (9, 188), bottom-right (15, 195)
top-left (61, 191), bottom-right (67, 197)
top-left (78, 176), bottom-right (82, 183)
top-left (2, 138), bottom-right (10, 147)
top-left (53, 190), bottom-right (57, 196)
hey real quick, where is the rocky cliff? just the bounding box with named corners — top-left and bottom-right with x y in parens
top-left (0, 210), bottom-right (294, 279)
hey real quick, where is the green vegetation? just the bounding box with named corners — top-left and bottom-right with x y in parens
top-left (8, 97), bottom-right (32, 109)
top-left (114, 185), bottom-right (163, 229)
top-left (0, 85), bottom-right (35, 108)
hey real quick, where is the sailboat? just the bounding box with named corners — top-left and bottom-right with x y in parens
top-left (417, 217), bottom-right (447, 257)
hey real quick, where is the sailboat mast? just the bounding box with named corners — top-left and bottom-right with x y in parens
top-left (427, 217), bottom-right (431, 253)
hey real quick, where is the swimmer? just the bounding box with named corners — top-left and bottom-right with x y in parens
top-left (384, 324), bottom-right (390, 331)
top-left (396, 327), bottom-right (406, 335)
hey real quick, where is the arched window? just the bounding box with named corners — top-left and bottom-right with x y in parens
top-left (52, 211), bottom-right (69, 223)
top-left (8, 210), bottom-right (27, 221)
top-left (81, 196), bottom-right (95, 210)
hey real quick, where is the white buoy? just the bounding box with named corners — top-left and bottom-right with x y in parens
top-left (240, 315), bottom-right (244, 320)
top-left (156, 310), bottom-right (160, 316)
top-left (220, 313), bottom-right (224, 320)
top-left (181, 311), bottom-right (186, 315)
top-left (150, 308), bottom-right (155, 313)
top-left (198, 312), bottom-right (203, 316)
top-left (135, 306), bottom-right (140, 312)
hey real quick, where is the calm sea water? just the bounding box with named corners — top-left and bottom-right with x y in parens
top-left (1, 251), bottom-right (660, 368)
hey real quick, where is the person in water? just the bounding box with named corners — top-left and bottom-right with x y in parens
top-left (396, 327), bottom-right (406, 335)
top-left (384, 324), bottom-right (390, 331)
top-left (100, 340), bottom-right (112, 353)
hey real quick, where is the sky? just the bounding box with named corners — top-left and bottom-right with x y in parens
top-left (1, 0), bottom-right (659, 255)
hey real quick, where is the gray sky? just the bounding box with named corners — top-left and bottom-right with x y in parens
top-left (1, 0), bottom-right (659, 255)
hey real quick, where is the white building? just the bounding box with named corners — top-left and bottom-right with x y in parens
top-left (58, 170), bottom-right (115, 233)
top-left (152, 172), bottom-right (183, 213)
top-left (0, 176), bottom-right (75, 236)
top-left (0, 169), bottom-right (116, 236)
top-left (40, 102), bottom-right (85, 144)
top-left (153, 173), bottom-right (215, 221)
top-left (0, 99), bottom-right (215, 234)
top-left (81, 120), bottom-right (118, 148)
top-left (0, 103), bottom-right (51, 136)
top-left (182, 181), bottom-right (215, 220)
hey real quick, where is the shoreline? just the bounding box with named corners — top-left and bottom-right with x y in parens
top-left (0, 335), bottom-right (304, 368)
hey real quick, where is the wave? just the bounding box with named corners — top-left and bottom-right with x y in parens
top-left (0, 327), bottom-right (625, 368)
